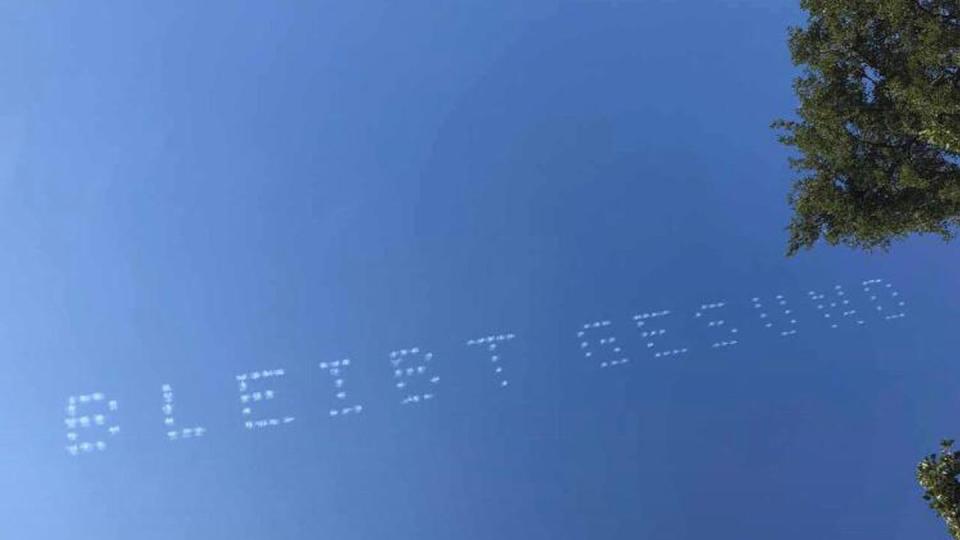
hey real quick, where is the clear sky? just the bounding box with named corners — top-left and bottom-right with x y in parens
top-left (2, 1), bottom-right (959, 539)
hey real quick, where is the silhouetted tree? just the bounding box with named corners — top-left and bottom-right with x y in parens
top-left (774, 0), bottom-right (960, 256)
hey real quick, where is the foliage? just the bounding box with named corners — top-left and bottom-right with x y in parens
top-left (918, 440), bottom-right (960, 539)
top-left (773, 0), bottom-right (960, 256)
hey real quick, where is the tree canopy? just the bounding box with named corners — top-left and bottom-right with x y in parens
top-left (774, 0), bottom-right (960, 256)
top-left (918, 440), bottom-right (960, 540)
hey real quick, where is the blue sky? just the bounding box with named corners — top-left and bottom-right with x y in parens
top-left (2, 1), bottom-right (960, 539)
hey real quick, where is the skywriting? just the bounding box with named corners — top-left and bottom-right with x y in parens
top-left (63, 277), bottom-right (907, 458)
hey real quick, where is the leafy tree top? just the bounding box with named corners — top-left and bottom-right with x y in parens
top-left (774, 0), bottom-right (960, 256)
top-left (918, 439), bottom-right (960, 540)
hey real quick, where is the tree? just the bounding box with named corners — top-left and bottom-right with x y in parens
top-left (773, 0), bottom-right (960, 256)
top-left (918, 440), bottom-right (960, 539)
